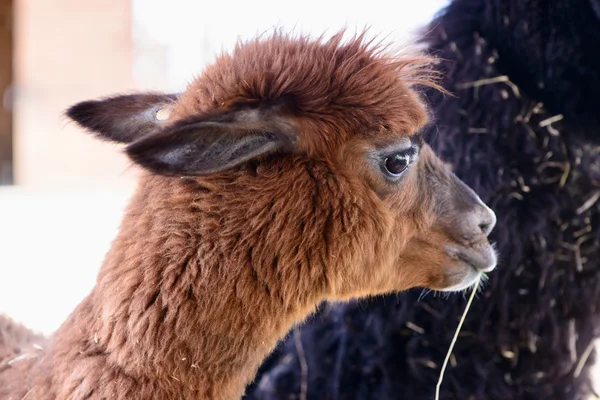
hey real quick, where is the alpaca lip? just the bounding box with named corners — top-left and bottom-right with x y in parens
top-left (439, 263), bottom-right (481, 292)
top-left (449, 244), bottom-right (497, 273)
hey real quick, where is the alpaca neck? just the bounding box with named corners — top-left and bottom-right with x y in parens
top-left (47, 176), bottom-right (320, 399)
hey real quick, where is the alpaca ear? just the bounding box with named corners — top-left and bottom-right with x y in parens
top-left (66, 92), bottom-right (179, 143)
top-left (125, 109), bottom-right (298, 176)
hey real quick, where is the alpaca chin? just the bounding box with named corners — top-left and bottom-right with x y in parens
top-left (438, 266), bottom-right (481, 293)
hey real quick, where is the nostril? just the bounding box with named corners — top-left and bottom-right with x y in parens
top-left (479, 207), bottom-right (497, 236)
top-left (479, 222), bottom-right (491, 235)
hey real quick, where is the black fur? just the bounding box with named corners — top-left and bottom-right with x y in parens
top-left (245, 0), bottom-right (600, 399)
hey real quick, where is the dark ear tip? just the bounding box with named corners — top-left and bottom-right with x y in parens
top-left (65, 100), bottom-right (101, 129)
top-left (124, 139), bottom-right (144, 160)
top-left (125, 137), bottom-right (176, 176)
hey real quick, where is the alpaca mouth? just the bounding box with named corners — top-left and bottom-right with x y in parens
top-left (453, 244), bottom-right (497, 273)
top-left (445, 241), bottom-right (497, 273)
top-left (437, 243), bottom-right (497, 292)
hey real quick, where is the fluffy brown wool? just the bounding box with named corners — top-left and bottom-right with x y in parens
top-left (0, 31), bottom-right (496, 400)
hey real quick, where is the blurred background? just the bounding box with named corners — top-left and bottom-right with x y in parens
top-left (0, 0), bottom-right (449, 335)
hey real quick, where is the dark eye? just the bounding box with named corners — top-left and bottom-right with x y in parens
top-left (383, 153), bottom-right (411, 177)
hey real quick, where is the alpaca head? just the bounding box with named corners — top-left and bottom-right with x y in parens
top-left (67, 32), bottom-right (496, 302)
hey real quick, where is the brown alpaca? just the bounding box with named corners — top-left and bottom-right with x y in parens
top-left (0, 31), bottom-right (497, 400)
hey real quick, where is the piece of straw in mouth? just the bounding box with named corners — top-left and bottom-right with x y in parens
top-left (434, 278), bottom-right (481, 400)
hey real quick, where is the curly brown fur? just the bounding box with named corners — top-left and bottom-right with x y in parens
top-left (0, 31), bottom-right (496, 400)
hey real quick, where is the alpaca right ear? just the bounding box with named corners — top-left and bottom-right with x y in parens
top-left (66, 92), bottom-right (179, 144)
top-left (124, 108), bottom-right (299, 176)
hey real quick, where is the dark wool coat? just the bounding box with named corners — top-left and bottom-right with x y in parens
top-left (245, 0), bottom-right (600, 399)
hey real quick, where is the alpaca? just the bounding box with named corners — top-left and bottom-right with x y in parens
top-left (0, 32), bottom-right (497, 400)
top-left (245, 1), bottom-right (600, 399)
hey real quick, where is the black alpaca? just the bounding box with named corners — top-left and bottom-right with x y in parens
top-left (245, 0), bottom-right (600, 398)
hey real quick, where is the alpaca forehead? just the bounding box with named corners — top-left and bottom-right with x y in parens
top-left (175, 34), bottom-right (429, 131)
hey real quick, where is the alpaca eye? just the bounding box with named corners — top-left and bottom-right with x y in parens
top-left (383, 153), bottom-right (411, 177)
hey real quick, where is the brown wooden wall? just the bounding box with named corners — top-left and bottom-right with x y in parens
top-left (0, 0), bottom-right (12, 184)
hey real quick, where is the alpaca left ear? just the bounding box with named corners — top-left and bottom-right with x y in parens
top-left (66, 92), bottom-right (179, 143)
top-left (125, 108), bottom-right (298, 176)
